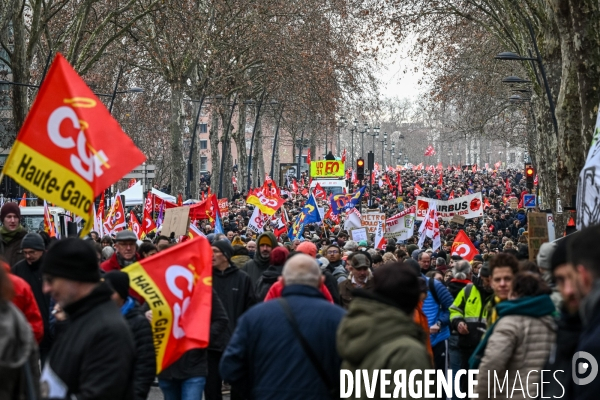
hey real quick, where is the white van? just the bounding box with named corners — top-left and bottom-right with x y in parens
top-left (19, 206), bottom-right (78, 237)
top-left (309, 178), bottom-right (348, 196)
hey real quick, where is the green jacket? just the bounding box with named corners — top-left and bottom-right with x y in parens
top-left (337, 291), bottom-right (431, 400)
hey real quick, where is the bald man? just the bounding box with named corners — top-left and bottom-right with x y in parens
top-left (220, 254), bottom-right (345, 399)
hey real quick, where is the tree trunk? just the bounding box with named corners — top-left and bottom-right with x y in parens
top-left (209, 107), bottom-right (220, 192)
top-left (10, 0), bottom-right (29, 135)
top-left (232, 102), bottom-right (248, 194)
top-left (169, 80), bottom-right (185, 195)
top-left (191, 102), bottom-right (199, 199)
top-left (252, 111), bottom-right (263, 187)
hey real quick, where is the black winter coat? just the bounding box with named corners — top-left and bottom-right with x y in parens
top-left (159, 290), bottom-right (229, 380)
top-left (212, 265), bottom-right (256, 333)
top-left (255, 265), bottom-right (284, 301)
top-left (0, 229), bottom-right (27, 267)
top-left (41, 282), bottom-right (135, 400)
top-left (124, 305), bottom-right (156, 400)
top-left (12, 256), bottom-right (53, 353)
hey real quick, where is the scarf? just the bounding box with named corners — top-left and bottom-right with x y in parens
top-left (469, 294), bottom-right (556, 369)
top-left (0, 225), bottom-right (25, 243)
top-left (120, 297), bottom-right (135, 316)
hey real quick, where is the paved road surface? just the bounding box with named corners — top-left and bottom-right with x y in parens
top-left (148, 386), bottom-right (231, 400)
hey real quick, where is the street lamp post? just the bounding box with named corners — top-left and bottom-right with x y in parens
top-left (337, 116), bottom-right (347, 157)
top-left (296, 134), bottom-right (309, 181)
top-left (367, 125), bottom-right (378, 158)
top-left (387, 143), bottom-right (395, 166)
top-left (495, 16), bottom-right (558, 137)
top-left (361, 123), bottom-right (369, 159)
top-left (378, 132), bottom-right (388, 165)
top-left (350, 119), bottom-right (358, 166)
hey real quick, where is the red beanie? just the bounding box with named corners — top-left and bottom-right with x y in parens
top-left (296, 241), bottom-right (317, 258)
top-left (270, 246), bottom-right (289, 266)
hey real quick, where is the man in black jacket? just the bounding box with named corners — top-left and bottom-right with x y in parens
top-left (104, 271), bottom-right (156, 400)
top-left (40, 238), bottom-right (135, 400)
top-left (11, 232), bottom-right (52, 363)
top-left (243, 232), bottom-right (276, 285)
top-left (208, 240), bottom-right (256, 400)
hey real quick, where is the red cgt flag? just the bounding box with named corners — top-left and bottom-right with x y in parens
top-left (129, 210), bottom-right (143, 239)
top-left (123, 237), bottom-right (213, 373)
top-left (3, 54), bottom-right (145, 236)
top-left (451, 230), bottom-right (479, 261)
top-left (313, 183), bottom-right (326, 199)
top-left (414, 183), bottom-right (423, 196)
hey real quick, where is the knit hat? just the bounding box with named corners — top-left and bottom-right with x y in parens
top-left (0, 202), bottom-right (20, 222)
top-left (270, 246), bottom-right (289, 266)
top-left (104, 271), bottom-right (130, 300)
top-left (257, 232), bottom-right (277, 248)
top-left (296, 241), bottom-right (317, 258)
top-left (231, 236), bottom-right (244, 246)
top-left (212, 240), bottom-right (233, 261)
top-left (42, 238), bottom-right (100, 282)
top-left (21, 233), bottom-right (45, 251)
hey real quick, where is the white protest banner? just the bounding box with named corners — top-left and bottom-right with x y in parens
top-left (577, 106), bottom-right (600, 229)
top-left (248, 207), bottom-right (268, 234)
top-left (385, 206), bottom-right (416, 241)
top-left (416, 192), bottom-right (483, 221)
top-left (361, 212), bottom-right (386, 234)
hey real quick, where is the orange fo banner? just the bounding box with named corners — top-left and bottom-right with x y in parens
top-left (3, 53), bottom-right (145, 236)
top-left (122, 236), bottom-right (213, 373)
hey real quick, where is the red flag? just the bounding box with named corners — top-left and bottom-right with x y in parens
top-left (43, 200), bottom-right (56, 237)
top-left (424, 145), bottom-right (436, 156)
top-left (451, 230), bottom-right (478, 261)
top-left (472, 165), bottom-right (477, 173)
top-left (98, 192), bottom-right (106, 221)
top-left (3, 54), bottom-right (146, 236)
top-left (177, 193), bottom-right (183, 206)
top-left (142, 206), bottom-right (157, 237)
top-left (505, 178), bottom-right (511, 193)
top-left (128, 179), bottom-right (137, 188)
top-left (484, 198), bottom-right (491, 209)
top-left (438, 173), bottom-right (443, 187)
top-left (301, 188), bottom-right (309, 196)
top-left (448, 190), bottom-right (455, 200)
top-left (307, 149), bottom-right (311, 164)
top-left (414, 183), bottom-right (423, 196)
top-left (291, 179), bottom-right (299, 194)
top-left (129, 211), bottom-right (143, 239)
top-left (534, 175), bottom-right (538, 186)
top-left (123, 237), bottom-right (213, 373)
top-left (341, 149), bottom-right (346, 163)
top-left (274, 210), bottom-right (288, 238)
top-left (313, 183), bottom-right (326, 199)
top-left (396, 173), bottom-right (402, 195)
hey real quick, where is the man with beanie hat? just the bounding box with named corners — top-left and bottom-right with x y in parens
top-left (243, 232), bottom-right (277, 285)
top-left (40, 238), bottom-right (135, 400)
top-left (104, 271), bottom-right (156, 400)
top-left (207, 240), bottom-right (256, 400)
top-left (11, 232), bottom-right (52, 363)
top-left (0, 202), bottom-right (28, 266)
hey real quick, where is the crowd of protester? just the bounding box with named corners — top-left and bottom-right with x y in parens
top-left (1, 164), bottom-right (597, 400)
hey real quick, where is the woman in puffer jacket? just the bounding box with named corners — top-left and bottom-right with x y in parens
top-left (472, 272), bottom-right (556, 400)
